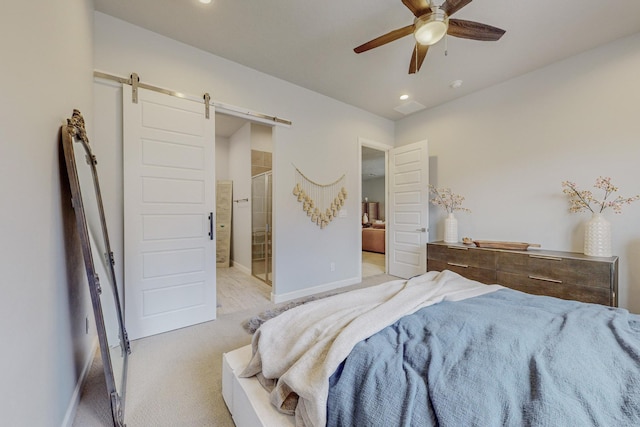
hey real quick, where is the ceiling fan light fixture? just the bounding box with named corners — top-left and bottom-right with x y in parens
top-left (414, 10), bottom-right (449, 46)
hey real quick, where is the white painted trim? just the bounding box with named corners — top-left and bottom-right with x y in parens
top-left (271, 276), bottom-right (361, 304)
top-left (61, 337), bottom-right (99, 427)
top-left (358, 137), bottom-right (393, 151)
top-left (231, 260), bottom-right (252, 276)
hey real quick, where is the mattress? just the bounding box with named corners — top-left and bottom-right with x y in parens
top-left (222, 344), bottom-right (294, 427)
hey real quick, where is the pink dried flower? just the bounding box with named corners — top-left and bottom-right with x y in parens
top-left (562, 177), bottom-right (639, 214)
top-left (428, 185), bottom-right (471, 214)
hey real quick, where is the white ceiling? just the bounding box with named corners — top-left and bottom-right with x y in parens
top-left (95, 0), bottom-right (640, 121)
top-left (215, 113), bottom-right (247, 138)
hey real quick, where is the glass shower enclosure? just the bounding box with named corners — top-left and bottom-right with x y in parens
top-left (251, 171), bottom-right (272, 285)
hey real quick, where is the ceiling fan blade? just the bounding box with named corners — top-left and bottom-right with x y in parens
top-left (448, 19), bottom-right (506, 41)
top-left (441, 0), bottom-right (472, 16)
top-left (401, 0), bottom-right (432, 17)
top-left (354, 24), bottom-right (415, 53)
top-left (408, 43), bottom-right (429, 74)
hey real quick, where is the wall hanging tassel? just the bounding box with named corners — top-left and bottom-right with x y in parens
top-left (292, 165), bottom-right (347, 229)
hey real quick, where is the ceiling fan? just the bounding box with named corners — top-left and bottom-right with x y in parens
top-left (354, 0), bottom-right (505, 74)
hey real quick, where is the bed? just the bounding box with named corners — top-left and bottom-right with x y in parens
top-left (222, 270), bottom-right (640, 427)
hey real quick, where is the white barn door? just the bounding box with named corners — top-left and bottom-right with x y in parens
top-left (123, 85), bottom-right (216, 340)
top-left (388, 140), bottom-right (429, 278)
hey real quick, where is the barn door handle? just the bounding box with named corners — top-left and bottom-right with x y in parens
top-left (208, 212), bottom-right (214, 240)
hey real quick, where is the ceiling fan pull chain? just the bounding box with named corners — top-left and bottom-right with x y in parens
top-left (445, 34), bottom-right (448, 56)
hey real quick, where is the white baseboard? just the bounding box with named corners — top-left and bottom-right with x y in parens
top-left (271, 276), bottom-right (361, 304)
top-left (231, 260), bottom-right (251, 276)
top-left (61, 337), bottom-right (99, 427)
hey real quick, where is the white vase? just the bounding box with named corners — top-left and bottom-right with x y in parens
top-left (584, 213), bottom-right (612, 257)
top-left (444, 212), bottom-right (458, 243)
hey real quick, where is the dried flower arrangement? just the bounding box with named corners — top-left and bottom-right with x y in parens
top-left (428, 184), bottom-right (471, 214)
top-left (562, 177), bottom-right (640, 214)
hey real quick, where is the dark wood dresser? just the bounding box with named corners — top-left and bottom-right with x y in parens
top-left (426, 241), bottom-right (618, 306)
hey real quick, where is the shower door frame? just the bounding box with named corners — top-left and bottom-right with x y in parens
top-left (251, 171), bottom-right (272, 285)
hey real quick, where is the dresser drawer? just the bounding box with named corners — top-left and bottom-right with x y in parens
top-left (427, 259), bottom-right (496, 285)
top-left (427, 243), bottom-right (496, 269)
top-left (497, 271), bottom-right (611, 305)
top-left (427, 241), bottom-right (617, 307)
top-left (496, 252), bottom-right (612, 289)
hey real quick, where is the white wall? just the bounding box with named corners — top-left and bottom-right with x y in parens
top-left (229, 123), bottom-right (253, 272)
top-left (251, 123), bottom-right (273, 152)
top-left (396, 33), bottom-right (640, 313)
top-left (362, 177), bottom-right (386, 221)
top-left (215, 135), bottom-right (230, 181)
top-left (93, 12), bottom-right (395, 298)
top-left (0, 1), bottom-right (95, 425)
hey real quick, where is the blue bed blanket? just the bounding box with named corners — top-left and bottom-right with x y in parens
top-left (327, 288), bottom-right (640, 427)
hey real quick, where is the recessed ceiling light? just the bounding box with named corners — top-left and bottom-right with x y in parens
top-left (400, 94), bottom-right (409, 100)
top-left (450, 80), bottom-right (463, 89)
top-left (199, 0), bottom-right (212, 4)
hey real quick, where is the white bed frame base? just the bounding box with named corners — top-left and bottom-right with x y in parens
top-left (222, 345), bottom-right (295, 427)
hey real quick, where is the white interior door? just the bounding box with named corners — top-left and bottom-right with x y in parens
top-left (388, 140), bottom-right (429, 278)
top-left (123, 85), bottom-right (216, 340)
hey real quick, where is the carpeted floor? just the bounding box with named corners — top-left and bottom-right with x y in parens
top-left (72, 271), bottom-right (396, 426)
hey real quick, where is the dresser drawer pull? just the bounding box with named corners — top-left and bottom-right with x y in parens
top-left (448, 246), bottom-right (468, 250)
top-left (529, 275), bottom-right (563, 284)
top-left (448, 262), bottom-right (469, 268)
top-left (529, 255), bottom-right (563, 261)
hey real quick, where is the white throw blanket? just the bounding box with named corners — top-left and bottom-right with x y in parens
top-left (240, 270), bottom-right (503, 427)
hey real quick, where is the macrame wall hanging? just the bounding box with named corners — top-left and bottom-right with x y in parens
top-left (292, 165), bottom-right (347, 229)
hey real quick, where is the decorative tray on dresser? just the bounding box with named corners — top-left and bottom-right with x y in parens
top-left (426, 241), bottom-right (618, 306)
